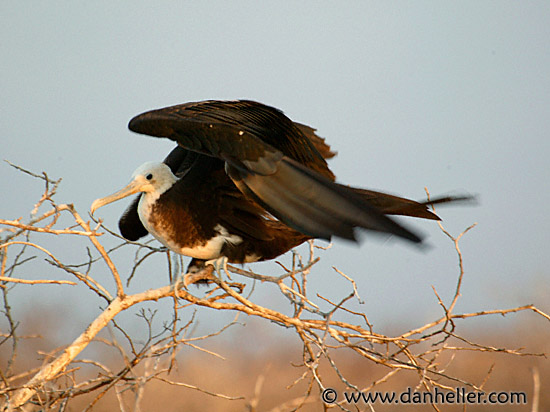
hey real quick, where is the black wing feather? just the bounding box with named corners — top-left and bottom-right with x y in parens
top-left (128, 100), bottom-right (332, 177)
top-left (227, 158), bottom-right (421, 242)
top-left (119, 195), bottom-right (148, 241)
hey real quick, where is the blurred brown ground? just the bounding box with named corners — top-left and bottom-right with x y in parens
top-left (4, 309), bottom-right (548, 412)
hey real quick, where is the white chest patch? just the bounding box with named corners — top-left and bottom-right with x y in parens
top-left (138, 194), bottom-right (243, 260)
top-left (175, 224), bottom-right (243, 260)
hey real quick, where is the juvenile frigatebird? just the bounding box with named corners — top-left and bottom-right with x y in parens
top-left (91, 100), bottom-right (465, 280)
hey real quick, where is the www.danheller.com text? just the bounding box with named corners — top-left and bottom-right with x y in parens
top-left (321, 387), bottom-right (527, 405)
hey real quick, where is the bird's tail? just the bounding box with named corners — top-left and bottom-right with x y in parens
top-left (348, 187), bottom-right (473, 220)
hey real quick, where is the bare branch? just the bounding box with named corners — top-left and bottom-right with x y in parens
top-left (0, 277), bottom-right (76, 286)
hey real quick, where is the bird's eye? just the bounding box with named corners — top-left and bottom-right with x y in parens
top-left (146, 173), bottom-right (153, 180)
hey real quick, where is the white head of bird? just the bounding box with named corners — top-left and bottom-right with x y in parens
top-left (90, 162), bottom-right (177, 215)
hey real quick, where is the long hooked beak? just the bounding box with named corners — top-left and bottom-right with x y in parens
top-left (90, 180), bottom-right (144, 215)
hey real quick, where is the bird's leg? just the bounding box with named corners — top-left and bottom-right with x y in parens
top-left (205, 256), bottom-right (231, 281)
top-left (182, 258), bottom-right (215, 287)
top-left (172, 253), bottom-right (184, 290)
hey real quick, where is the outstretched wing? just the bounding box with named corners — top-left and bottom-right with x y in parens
top-left (128, 100), bottom-right (422, 243)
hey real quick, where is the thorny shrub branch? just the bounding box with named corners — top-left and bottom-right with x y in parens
top-left (0, 164), bottom-right (548, 411)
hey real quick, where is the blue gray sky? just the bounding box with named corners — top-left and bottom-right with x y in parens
top-left (2, 2), bottom-right (549, 336)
